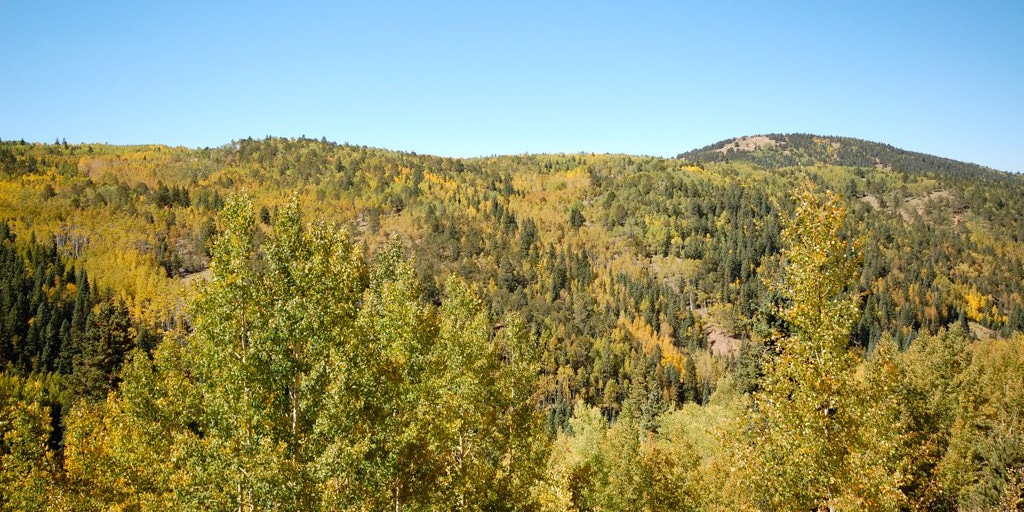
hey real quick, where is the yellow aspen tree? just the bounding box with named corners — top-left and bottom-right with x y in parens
top-left (743, 186), bottom-right (905, 510)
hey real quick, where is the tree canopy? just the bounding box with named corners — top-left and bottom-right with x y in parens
top-left (2, 136), bottom-right (1023, 509)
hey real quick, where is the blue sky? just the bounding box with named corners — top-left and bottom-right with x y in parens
top-left (2, 1), bottom-right (1022, 172)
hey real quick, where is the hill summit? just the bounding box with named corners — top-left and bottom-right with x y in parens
top-left (678, 133), bottom-right (1009, 179)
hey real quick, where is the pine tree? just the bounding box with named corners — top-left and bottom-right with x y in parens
top-left (68, 300), bottom-right (134, 400)
top-left (569, 204), bottom-right (586, 230)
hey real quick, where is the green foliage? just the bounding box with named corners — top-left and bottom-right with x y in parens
top-left (941, 335), bottom-right (1024, 509)
top-left (66, 299), bottom-right (134, 400)
top-left (569, 204), bottom-right (585, 230)
top-left (2, 135), bottom-right (1024, 509)
top-left (56, 197), bottom-right (546, 510)
top-left (742, 187), bottom-right (905, 510)
top-left (0, 372), bottom-right (65, 510)
top-left (679, 133), bottom-right (1014, 180)
top-left (541, 401), bottom-right (701, 511)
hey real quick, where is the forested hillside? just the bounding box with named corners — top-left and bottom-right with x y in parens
top-left (2, 135), bottom-right (1023, 510)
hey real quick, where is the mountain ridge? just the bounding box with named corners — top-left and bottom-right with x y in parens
top-left (677, 133), bottom-right (1015, 179)
top-left (4, 132), bottom-right (1015, 178)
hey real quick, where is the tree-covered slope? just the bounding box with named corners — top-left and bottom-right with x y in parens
top-left (2, 135), bottom-right (1024, 509)
top-left (677, 133), bottom-right (1014, 180)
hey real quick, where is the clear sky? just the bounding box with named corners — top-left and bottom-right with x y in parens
top-left (2, 1), bottom-right (1022, 172)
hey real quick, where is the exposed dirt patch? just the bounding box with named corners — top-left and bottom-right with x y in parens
top-left (713, 135), bottom-right (779, 154)
top-left (900, 190), bottom-right (964, 224)
top-left (181, 268), bottom-right (212, 287)
top-left (706, 326), bottom-right (741, 358)
top-left (905, 190), bottom-right (952, 215)
top-left (863, 191), bottom-right (966, 225)
top-left (969, 321), bottom-right (1000, 340)
top-left (80, 157), bottom-right (113, 179)
top-left (695, 307), bottom-right (743, 358)
top-left (860, 194), bottom-right (882, 211)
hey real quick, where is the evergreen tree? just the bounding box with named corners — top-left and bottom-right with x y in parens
top-left (68, 300), bottom-right (134, 401)
top-left (569, 204), bottom-right (586, 230)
